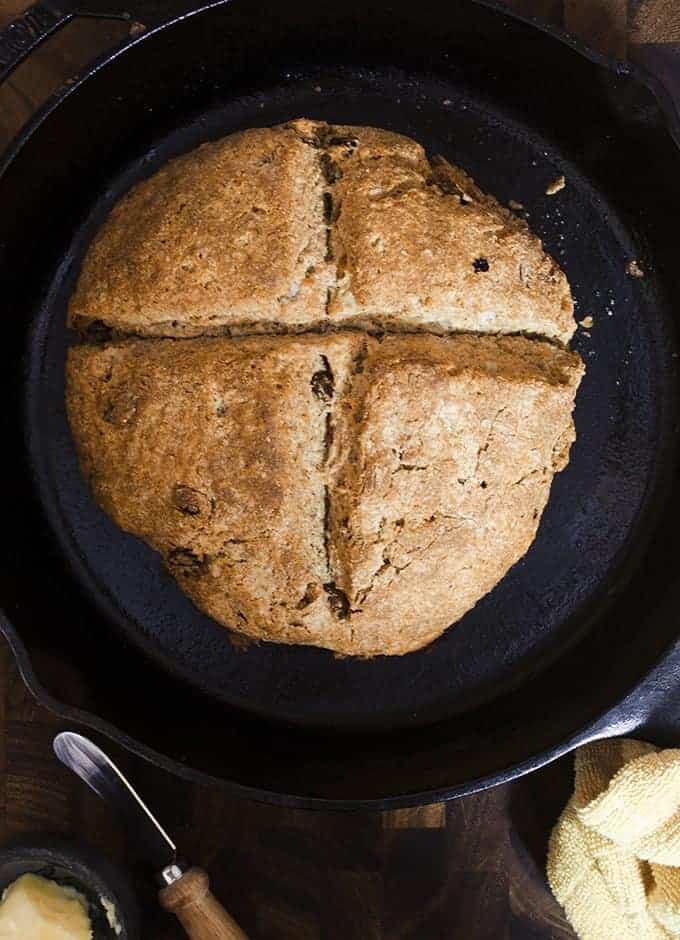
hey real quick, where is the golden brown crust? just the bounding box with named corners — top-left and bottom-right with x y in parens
top-left (66, 119), bottom-right (584, 656)
top-left (327, 334), bottom-right (583, 656)
top-left (69, 120), bottom-right (574, 344)
top-left (66, 333), bottom-right (582, 656)
top-left (68, 125), bottom-right (333, 337)
top-left (67, 334), bottom-right (352, 650)
top-left (325, 130), bottom-right (574, 343)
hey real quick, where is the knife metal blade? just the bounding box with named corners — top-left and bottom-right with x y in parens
top-left (53, 731), bottom-right (182, 880)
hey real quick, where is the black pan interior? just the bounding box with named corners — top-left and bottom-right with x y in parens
top-left (28, 64), bottom-right (676, 731)
top-left (2, 0), bottom-right (680, 798)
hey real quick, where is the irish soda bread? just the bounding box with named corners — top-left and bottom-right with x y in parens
top-left (69, 120), bottom-right (575, 343)
top-left (66, 119), bottom-right (584, 657)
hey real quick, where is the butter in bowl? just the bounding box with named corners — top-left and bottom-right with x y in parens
top-left (0, 836), bottom-right (140, 939)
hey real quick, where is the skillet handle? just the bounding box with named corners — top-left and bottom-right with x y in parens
top-left (0, 1), bottom-right (211, 89)
top-left (159, 867), bottom-right (249, 940)
top-left (0, 3), bottom-right (74, 83)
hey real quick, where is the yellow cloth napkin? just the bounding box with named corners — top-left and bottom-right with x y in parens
top-left (547, 739), bottom-right (680, 939)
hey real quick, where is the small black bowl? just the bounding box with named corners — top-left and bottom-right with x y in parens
top-left (0, 835), bottom-right (141, 939)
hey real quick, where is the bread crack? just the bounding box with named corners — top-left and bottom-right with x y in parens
top-left (396, 463), bottom-right (428, 473)
top-left (366, 179), bottom-right (424, 202)
top-left (323, 483), bottom-right (332, 585)
top-left (66, 120), bottom-right (584, 655)
top-left (354, 527), bottom-right (446, 610)
top-left (72, 321), bottom-right (573, 353)
top-left (512, 468), bottom-right (542, 487)
top-left (473, 405), bottom-right (508, 478)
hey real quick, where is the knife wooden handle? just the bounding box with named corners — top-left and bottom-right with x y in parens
top-left (159, 867), bottom-right (249, 940)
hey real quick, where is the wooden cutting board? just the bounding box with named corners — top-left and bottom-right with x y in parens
top-left (1, 2), bottom-right (679, 937)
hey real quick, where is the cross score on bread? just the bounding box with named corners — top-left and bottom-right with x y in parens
top-left (66, 120), bottom-right (583, 657)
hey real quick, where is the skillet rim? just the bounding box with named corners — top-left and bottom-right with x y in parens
top-left (1, 0), bottom-right (679, 807)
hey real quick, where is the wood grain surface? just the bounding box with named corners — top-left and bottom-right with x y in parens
top-left (1, 1), bottom-right (678, 937)
top-left (0, 638), bottom-right (576, 940)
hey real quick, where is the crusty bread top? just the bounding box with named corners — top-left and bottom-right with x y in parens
top-left (68, 120), bottom-right (575, 344)
top-left (66, 333), bottom-right (354, 650)
top-left (326, 128), bottom-right (574, 343)
top-left (66, 332), bottom-right (582, 656)
top-left (68, 124), bottom-right (333, 338)
top-left (327, 334), bottom-right (583, 654)
top-left (66, 119), bottom-right (584, 656)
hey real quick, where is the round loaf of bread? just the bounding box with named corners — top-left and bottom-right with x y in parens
top-left (66, 120), bottom-right (584, 656)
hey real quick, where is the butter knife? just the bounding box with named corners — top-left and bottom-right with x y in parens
top-left (54, 731), bottom-right (248, 940)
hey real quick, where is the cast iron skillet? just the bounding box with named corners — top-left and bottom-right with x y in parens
top-left (1, 0), bottom-right (679, 808)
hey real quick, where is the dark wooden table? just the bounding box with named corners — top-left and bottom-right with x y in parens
top-left (0, 633), bottom-right (577, 939)
top-left (1, 1), bottom-right (679, 937)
